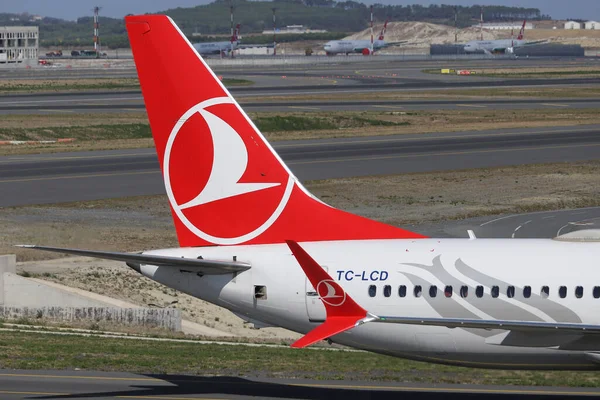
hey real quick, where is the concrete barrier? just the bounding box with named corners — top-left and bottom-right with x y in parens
top-left (1, 306), bottom-right (181, 331)
top-left (0, 255), bottom-right (16, 305)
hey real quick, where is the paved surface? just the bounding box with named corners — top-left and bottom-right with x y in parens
top-left (1, 125), bottom-right (599, 207)
top-left (2, 92), bottom-right (600, 114)
top-left (412, 207), bottom-right (600, 239)
top-left (2, 57), bottom-right (598, 80)
top-left (1, 369), bottom-right (599, 399)
top-left (2, 57), bottom-right (600, 115)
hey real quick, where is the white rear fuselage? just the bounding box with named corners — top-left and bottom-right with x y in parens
top-left (140, 238), bottom-right (600, 369)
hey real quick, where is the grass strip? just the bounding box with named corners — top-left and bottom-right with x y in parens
top-left (0, 78), bottom-right (252, 93)
top-left (254, 115), bottom-right (404, 132)
top-left (0, 115), bottom-right (407, 141)
top-left (2, 330), bottom-right (600, 385)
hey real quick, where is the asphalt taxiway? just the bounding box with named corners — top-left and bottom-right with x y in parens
top-left (413, 207), bottom-right (600, 239)
top-left (1, 125), bottom-right (599, 207)
top-left (2, 92), bottom-right (600, 114)
top-left (1, 369), bottom-right (599, 399)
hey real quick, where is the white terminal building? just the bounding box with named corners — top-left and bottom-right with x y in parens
top-left (262, 25), bottom-right (327, 34)
top-left (0, 26), bottom-right (39, 66)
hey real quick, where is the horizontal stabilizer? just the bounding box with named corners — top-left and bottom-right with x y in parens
top-left (291, 316), bottom-right (364, 348)
top-left (376, 316), bottom-right (600, 335)
top-left (15, 245), bottom-right (250, 275)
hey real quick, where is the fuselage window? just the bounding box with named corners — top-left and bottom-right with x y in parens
top-left (507, 286), bottom-right (515, 299)
top-left (398, 285), bottom-right (407, 298)
top-left (414, 285), bottom-right (422, 298)
top-left (541, 286), bottom-right (550, 299)
top-left (559, 286), bottom-right (567, 299)
top-left (523, 286), bottom-right (531, 298)
top-left (475, 285), bottom-right (484, 298)
top-left (594, 286), bottom-right (600, 299)
top-left (575, 286), bottom-right (583, 299)
top-left (429, 285), bottom-right (438, 298)
top-left (384, 285), bottom-right (392, 298)
top-left (460, 286), bottom-right (468, 298)
top-left (444, 285), bottom-right (453, 298)
top-left (491, 286), bottom-right (499, 298)
top-left (368, 285), bottom-right (377, 298)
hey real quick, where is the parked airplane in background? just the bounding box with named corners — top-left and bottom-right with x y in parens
top-left (193, 24), bottom-right (241, 56)
top-left (21, 14), bottom-right (600, 370)
top-left (194, 24), bottom-right (274, 56)
top-left (323, 20), bottom-right (405, 55)
top-left (464, 20), bottom-right (544, 55)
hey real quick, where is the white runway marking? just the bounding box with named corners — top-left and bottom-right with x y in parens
top-left (480, 214), bottom-right (517, 226)
top-left (511, 220), bottom-right (532, 238)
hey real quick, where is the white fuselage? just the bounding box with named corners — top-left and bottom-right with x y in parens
top-left (139, 238), bottom-right (600, 369)
top-left (464, 39), bottom-right (526, 54)
top-left (324, 39), bottom-right (386, 55)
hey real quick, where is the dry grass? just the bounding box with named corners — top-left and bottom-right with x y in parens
top-left (0, 78), bottom-right (140, 93)
top-left (0, 113), bottom-right (148, 129)
top-left (311, 161), bottom-right (600, 226)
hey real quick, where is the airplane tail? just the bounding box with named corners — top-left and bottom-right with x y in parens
top-left (125, 15), bottom-right (426, 247)
top-left (378, 19), bottom-right (388, 41)
top-left (232, 23), bottom-right (241, 42)
top-left (517, 20), bottom-right (526, 40)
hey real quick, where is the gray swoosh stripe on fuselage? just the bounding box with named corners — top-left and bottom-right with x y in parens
top-left (402, 256), bottom-right (542, 322)
top-left (455, 258), bottom-right (582, 323)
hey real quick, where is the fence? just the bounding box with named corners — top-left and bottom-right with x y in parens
top-left (0, 306), bottom-right (182, 331)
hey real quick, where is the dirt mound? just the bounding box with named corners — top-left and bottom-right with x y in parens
top-left (345, 21), bottom-right (500, 47)
top-left (346, 21), bottom-right (600, 49)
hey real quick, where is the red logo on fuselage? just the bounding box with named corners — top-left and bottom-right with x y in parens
top-left (316, 279), bottom-right (347, 307)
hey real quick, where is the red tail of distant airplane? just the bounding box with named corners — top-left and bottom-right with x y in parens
top-left (517, 20), bottom-right (526, 40)
top-left (126, 15), bottom-right (425, 247)
top-left (378, 19), bottom-right (389, 41)
top-left (232, 23), bottom-right (241, 42)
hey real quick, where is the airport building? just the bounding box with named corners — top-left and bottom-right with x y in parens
top-left (262, 25), bottom-right (327, 34)
top-left (564, 21), bottom-right (582, 30)
top-left (584, 21), bottom-right (599, 30)
top-left (0, 26), bottom-right (39, 66)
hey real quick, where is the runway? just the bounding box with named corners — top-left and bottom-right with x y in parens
top-left (1, 125), bottom-right (599, 207)
top-left (1, 369), bottom-right (599, 399)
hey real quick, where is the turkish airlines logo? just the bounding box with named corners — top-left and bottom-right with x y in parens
top-left (316, 279), bottom-right (347, 307)
top-left (163, 97), bottom-right (294, 245)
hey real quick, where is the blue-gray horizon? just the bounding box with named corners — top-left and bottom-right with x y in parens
top-left (2, 0), bottom-right (597, 22)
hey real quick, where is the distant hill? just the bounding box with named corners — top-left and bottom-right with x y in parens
top-left (0, 1), bottom-right (547, 49)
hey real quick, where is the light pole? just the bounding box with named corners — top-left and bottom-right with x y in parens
top-left (272, 8), bottom-right (278, 56)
